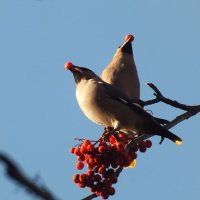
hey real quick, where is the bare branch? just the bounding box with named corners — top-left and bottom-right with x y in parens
top-left (142, 83), bottom-right (200, 111)
top-left (0, 153), bottom-right (59, 200)
top-left (140, 98), bottom-right (160, 106)
top-left (82, 194), bottom-right (97, 200)
top-left (147, 82), bottom-right (162, 96)
top-left (165, 107), bottom-right (200, 129)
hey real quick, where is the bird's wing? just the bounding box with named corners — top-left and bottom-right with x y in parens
top-left (100, 81), bottom-right (154, 119)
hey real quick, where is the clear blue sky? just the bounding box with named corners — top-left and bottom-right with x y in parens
top-left (0, 0), bottom-right (200, 199)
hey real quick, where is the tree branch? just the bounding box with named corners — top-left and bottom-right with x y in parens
top-left (141, 83), bottom-right (200, 111)
top-left (0, 153), bottom-right (59, 200)
top-left (82, 194), bottom-right (97, 200)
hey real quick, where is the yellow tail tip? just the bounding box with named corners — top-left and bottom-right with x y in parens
top-left (175, 140), bottom-right (182, 145)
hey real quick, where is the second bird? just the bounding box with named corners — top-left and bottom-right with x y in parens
top-left (101, 34), bottom-right (140, 100)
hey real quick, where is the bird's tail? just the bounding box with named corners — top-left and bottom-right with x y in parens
top-left (158, 126), bottom-right (182, 145)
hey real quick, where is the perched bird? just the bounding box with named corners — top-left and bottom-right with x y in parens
top-left (101, 34), bottom-right (140, 100)
top-left (65, 62), bottom-right (182, 145)
top-left (101, 34), bottom-right (169, 129)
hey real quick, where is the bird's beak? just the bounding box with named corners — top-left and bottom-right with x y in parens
top-left (120, 34), bottom-right (134, 54)
top-left (73, 67), bottom-right (83, 73)
top-left (121, 40), bottom-right (133, 54)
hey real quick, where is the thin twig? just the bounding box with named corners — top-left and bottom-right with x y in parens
top-left (82, 194), bottom-right (97, 200)
top-left (0, 153), bottom-right (59, 200)
top-left (141, 98), bottom-right (160, 106)
top-left (147, 82), bottom-right (162, 96)
top-left (142, 83), bottom-right (200, 111)
top-left (165, 108), bottom-right (200, 129)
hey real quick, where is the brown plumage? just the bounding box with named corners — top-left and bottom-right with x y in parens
top-left (65, 62), bottom-right (182, 145)
top-left (101, 34), bottom-right (140, 100)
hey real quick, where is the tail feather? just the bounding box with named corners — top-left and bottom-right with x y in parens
top-left (165, 130), bottom-right (182, 145)
top-left (157, 126), bottom-right (182, 145)
top-left (145, 116), bottom-right (183, 145)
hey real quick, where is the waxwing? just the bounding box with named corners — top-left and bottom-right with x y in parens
top-left (65, 62), bottom-right (182, 145)
top-left (101, 34), bottom-right (169, 128)
top-left (101, 34), bottom-right (140, 100)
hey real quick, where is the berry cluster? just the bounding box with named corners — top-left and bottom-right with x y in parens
top-left (70, 134), bottom-right (152, 199)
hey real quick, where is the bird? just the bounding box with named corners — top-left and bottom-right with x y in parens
top-left (101, 34), bottom-right (140, 100)
top-left (65, 62), bottom-right (182, 145)
top-left (101, 34), bottom-right (169, 130)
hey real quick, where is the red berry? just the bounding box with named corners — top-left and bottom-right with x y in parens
top-left (88, 163), bottom-right (96, 170)
top-left (88, 157), bottom-right (95, 165)
top-left (101, 156), bottom-right (110, 168)
top-left (139, 146), bottom-right (147, 153)
top-left (110, 144), bottom-right (118, 151)
top-left (95, 191), bottom-right (102, 197)
top-left (80, 145), bottom-right (87, 154)
top-left (108, 186), bottom-right (115, 195)
top-left (94, 156), bottom-right (102, 165)
top-left (83, 140), bottom-right (91, 146)
top-left (74, 148), bottom-right (82, 156)
top-left (101, 192), bottom-right (109, 199)
top-left (79, 174), bottom-right (88, 184)
top-left (86, 178), bottom-right (93, 187)
top-left (106, 145), bottom-right (111, 151)
top-left (77, 154), bottom-right (85, 161)
top-left (70, 147), bottom-right (75, 154)
top-left (73, 174), bottom-right (80, 183)
top-left (87, 170), bottom-right (94, 177)
top-left (146, 140), bottom-right (152, 148)
top-left (87, 144), bottom-right (95, 152)
top-left (116, 142), bottom-right (125, 151)
top-left (129, 152), bottom-right (137, 160)
top-left (118, 151), bottom-right (129, 164)
top-left (105, 169), bottom-right (114, 177)
top-left (98, 146), bottom-right (106, 153)
top-left (111, 159), bottom-right (119, 168)
top-left (87, 159), bottom-right (96, 169)
top-left (90, 185), bottom-right (97, 193)
top-left (103, 180), bottom-right (112, 187)
top-left (93, 174), bottom-right (101, 182)
top-left (77, 182), bottom-right (86, 188)
top-left (139, 141), bottom-right (147, 149)
top-left (109, 135), bottom-right (116, 144)
top-left (132, 145), bottom-right (139, 152)
top-left (84, 155), bottom-right (90, 163)
top-left (76, 161), bottom-right (84, 170)
top-left (123, 156), bottom-right (132, 167)
top-left (99, 141), bottom-right (107, 146)
top-left (109, 174), bottom-right (118, 184)
top-left (98, 166), bottom-right (106, 174)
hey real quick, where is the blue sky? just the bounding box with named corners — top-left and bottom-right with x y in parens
top-left (0, 0), bottom-right (200, 199)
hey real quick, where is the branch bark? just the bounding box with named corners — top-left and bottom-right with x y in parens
top-left (142, 83), bottom-right (200, 111)
top-left (0, 153), bottom-right (59, 200)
